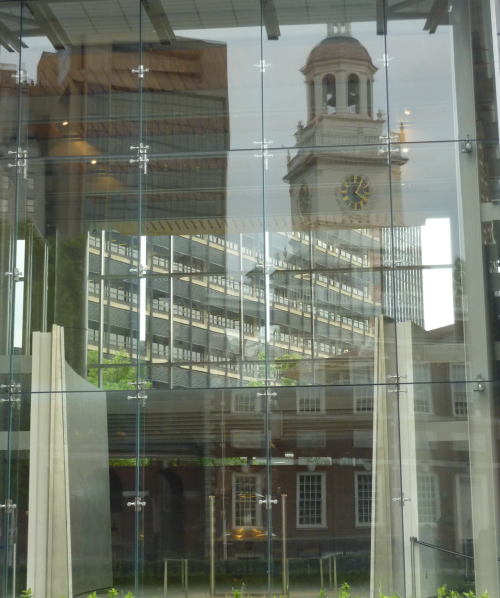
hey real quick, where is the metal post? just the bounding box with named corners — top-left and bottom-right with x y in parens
top-left (282, 495), bottom-right (287, 597)
top-left (12, 542), bottom-right (16, 598)
top-left (319, 557), bottom-right (323, 590)
top-left (334, 556), bottom-right (337, 593)
top-left (286, 558), bottom-right (290, 598)
top-left (185, 559), bottom-right (188, 598)
top-left (329, 555), bottom-right (332, 590)
top-left (210, 495), bottom-right (215, 596)
top-left (410, 537), bottom-right (416, 598)
top-left (164, 559), bottom-right (167, 598)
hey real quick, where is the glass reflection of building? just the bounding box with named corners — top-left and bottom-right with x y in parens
top-left (1, 2), bottom-right (500, 598)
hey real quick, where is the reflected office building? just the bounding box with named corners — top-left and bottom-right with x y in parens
top-left (1, 2), bottom-right (500, 598)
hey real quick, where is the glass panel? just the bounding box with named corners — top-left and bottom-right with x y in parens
top-left (392, 140), bottom-right (500, 384)
top-left (264, 148), bottom-right (398, 385)
top-left (397, 380), bottom-right (500, 598)
top-left (129, 388), bottom-right (270, 595)
top-left (141, 0), bottom-right (262, 152)
top-left (266, 383), bottom-right (404, 597)
top-left (262, 2), bottom-right (388, 149)
top-left (386, 0), bottom-right (499, 145)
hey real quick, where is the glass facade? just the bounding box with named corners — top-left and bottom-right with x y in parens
top-left (1, 1), bottom-right (500, 598)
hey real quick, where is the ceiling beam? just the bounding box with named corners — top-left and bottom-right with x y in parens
top-left (376, 0), bottom-right (387, 35)
top-left (262, 0), bottom-right (280, 41)
top-left (142, 0), bottom-right (176, 45)
top-left (424, 0), bottom-right (448, 33)
top-left (26, 1), bottom-right (71, 49)
top-left (387, 0), bottom-right (427, 17)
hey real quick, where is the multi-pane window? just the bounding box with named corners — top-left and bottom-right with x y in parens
top-left (413, 363), bottom-right (431, 413)
top-left (450, 364), bottom-right (468, 416)
top-left (232, 391), bottom-right (260, 413)
top-left (297, 473), bottom-right (325, 527)
top-left (355, 472), bottom-right (372, 526)
top-left (353, 372), bottom-right (373, 412)
top-left (417, 474), bottom-right (439, 524)
top-left (233, 475), bottom-right (260, 528)
top-left (297, 388), bottom-right (324, 413)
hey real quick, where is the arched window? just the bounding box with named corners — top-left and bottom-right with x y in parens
top-left (367, 79), bottom-right (372, 118)
top-left (322, 74), bottom-right (336, 114)
top-left (308, 80), bottom-right (315, 121)
top-left (348, 74), bottom-right (360, 114)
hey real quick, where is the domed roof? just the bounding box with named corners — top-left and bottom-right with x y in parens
top-left (304, 35), bottom-right (374, 68)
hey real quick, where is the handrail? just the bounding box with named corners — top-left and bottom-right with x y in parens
top-left (410, 537), bottom-right (474, 560)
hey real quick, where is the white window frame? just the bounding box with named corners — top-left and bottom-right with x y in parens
top-left (231, 390), bottom-right (262, 414)
top-left (355, 472), bottom-right (372, 527)
top-left (296, 472), bottom-right (327, 529)
top-left (412, 363), bottom-right (433, 414)
top-left (416, 473), bottom-right (440, 526)
top-left (296, 388), bottom-right (325, 414)
top-left (232, 473), bottom-right (263, 529)
top-left (450, 364), bottom-right (468, 416)
top-left (352, 370), bottom-right (373, 413)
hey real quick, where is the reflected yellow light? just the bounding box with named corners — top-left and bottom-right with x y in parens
top-left (91, 159), bottom-right (97, 164)
top-left (402, 148), bottom-right (409, 153)
top-left (62, 121), bottom-right (68, 125)
top-left (404, 110), bottom-right (410, 115)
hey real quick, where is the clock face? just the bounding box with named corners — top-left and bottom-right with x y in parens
top-left (299, 182), bottom-right (312, 215)
top-left (341, 174), bottom-right (370, 211)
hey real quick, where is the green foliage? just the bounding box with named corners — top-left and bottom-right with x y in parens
top-left (87, 349), bottom-right (151, 390)
top-left (339, 582), bottom-right (351, 598)
top-left (87, 593), bottom-right (98, 598)
top-left (231, 583), bottom-right (245, 598)
top-left (21, 589), bottom-right (33, 598)
top-left (124, 592), bottom-right (134, 598)
top-left (108, 589), bottom-right (119, 598)
top-left (247, 351), bottom-right (302, 387)
top-left (318, 590), bottom-right (326, 598)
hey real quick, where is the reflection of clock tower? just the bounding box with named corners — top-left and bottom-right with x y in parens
top-left (285, 23), bottom-right (407, 228)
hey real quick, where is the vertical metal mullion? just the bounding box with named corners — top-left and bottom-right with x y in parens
top-left (98, 230), bottom-right (105, 388)
top-left (169, 236), bottom-right (174, 389)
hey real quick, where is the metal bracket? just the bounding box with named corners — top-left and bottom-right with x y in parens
top-left (129, 264), bottom-right (149, 277)
top-left (378, 134), bottom-right (400, 164)
top-left (132, 65), bottom-right (149, 79)
top-left (127, 496), bottom-right (146, 511)
top-left (130, 143), bottom-right (149, 174)
top-left (0, 499), bottom-right (16, 514)
top-left (461, 135), bottom-right (473, 154)
top-left (254, 139), bottom-right (273, 170)
top-left (128, 380), bottom-right (149, 390)
top-left (388, 389), bottom-right (408, 394)
top-left (392, 493), bottom-right (411, 507)
top-left (12, 69), bottom-right (27, 84)
top-left (8, 148), bottom-right (28, 179)
top-left (5, 268), bottom-right (23, 282)
top-left (254, 60), bottom-right (271, 72)
top-left (377, 54), bottom-right (394, 67)
top-left (387, 375), bottom-right (407, 380)
top-left (128, 392), bottom-right (148, 408)
top-left (259, 495), bottom-right (278, 509)
top-left (473, 374), bottom-right (485, 392)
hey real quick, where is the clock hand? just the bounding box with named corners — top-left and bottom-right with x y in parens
top-left (355, 177), bottom-right (365, 195)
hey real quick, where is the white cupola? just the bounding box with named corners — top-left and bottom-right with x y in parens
top-left (301, 24), bottom-right (378, 122)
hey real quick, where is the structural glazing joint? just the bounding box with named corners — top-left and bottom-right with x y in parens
top-left (259, 495), bottom-right (278, 509)
top-left (127, 496), bottom-right (146, 511)
top-left (0, 499), bottom-right (16, 514)
top-left (130, 143), bottom-right (149, 174)
top-left (132, 65), bottom-right (149, 79)
top-left (5, 268), bottom-right (23, 282)
top-left (128, 392), bottom-right (148, 408)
